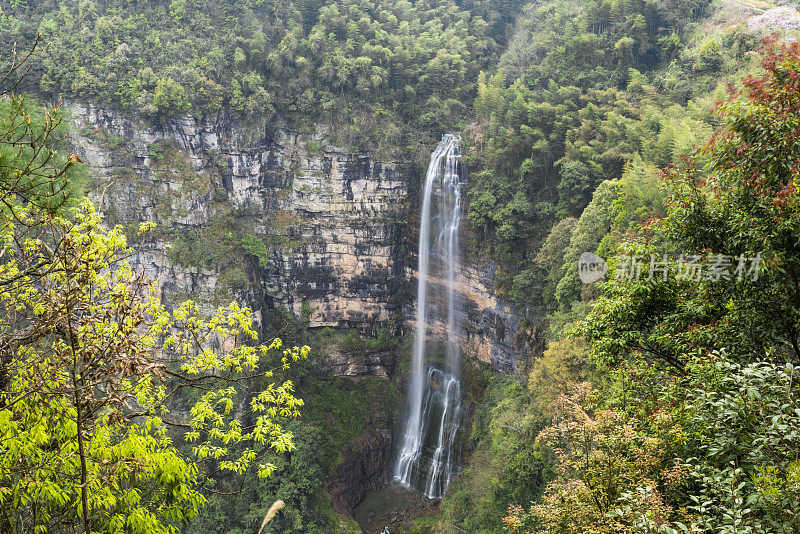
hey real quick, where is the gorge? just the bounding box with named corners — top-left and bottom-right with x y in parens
top-left (66, 102), bottom-right (531, 530)
top-left (68, 103), bottom-right (530, 375)
top-left (6, 1), bottom-right (798, 532)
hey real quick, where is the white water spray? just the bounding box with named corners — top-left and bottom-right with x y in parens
top-left (394, 134), bottom-right (463, 499)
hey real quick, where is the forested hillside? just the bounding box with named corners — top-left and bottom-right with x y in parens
top-left (497, 36), bottom-right (800, 533)
top-left (2, 0), bottom-right (525, 157)
top-left (463, 0), bottom-right (755, 301)
top-left (2, 0), bottom-right (800, 533)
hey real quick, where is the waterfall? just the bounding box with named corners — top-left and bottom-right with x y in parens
top-left (394, 133), bottom-right (463, 499)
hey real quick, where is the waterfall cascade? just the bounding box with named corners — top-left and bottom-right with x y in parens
top-left (394, 134), bottom-right (463, 499)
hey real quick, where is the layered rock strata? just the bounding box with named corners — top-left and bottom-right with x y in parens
top-left (68, 102), bottom-right (529, 375)
top-left (69, 103), bottom-right (411, 376)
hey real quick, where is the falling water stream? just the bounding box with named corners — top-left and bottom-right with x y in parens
top-left (394, 134), bottom-right (463, 499)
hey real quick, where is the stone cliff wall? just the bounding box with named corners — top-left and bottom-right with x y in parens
top-left (402, 259), bottom-right (533, 373)
top-left (453, 261), bottom-right (533, 372)
top-left (68, 102), bottom-right (530, 374)
top-left (70, 103), bottom-right (413, 376)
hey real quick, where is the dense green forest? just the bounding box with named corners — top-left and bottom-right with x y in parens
top-left (1, 0), bottom-right (525, 157)
top-left (462, 0), bottom-right (757, 302)
top-left (2, 0), bottom-right (800, 533)
top-left (495, 36), bottom-right (800, 533)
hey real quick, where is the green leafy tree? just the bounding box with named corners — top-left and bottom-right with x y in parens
top-left (504, 353), bottom-right (800, 534)
top-left (697, 38), bottom-right (722, 72)
top-left (0, 203), bottom-right (309, 533)
top-left (579, 38), bottom-right (800, 368)
top-left (153, 77), bottom-right (190, 117)
top-left (676, 354), bottom-right (800, 532)
top-left (0, 80), bottom-right (309, 533)
top-left (502, 378), bottom-right (682, 534)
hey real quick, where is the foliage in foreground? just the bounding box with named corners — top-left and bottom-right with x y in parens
top-left (0, 78), bottom-right (309, 533)
top-left (505, 355), bottom-right (800, 533)
top-left (189, 356), bottom-right (400, 534)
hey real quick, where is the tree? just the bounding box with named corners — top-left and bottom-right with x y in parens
top-left (697, 38), bottom-right (722, 72)
top-left (0, 62), bottom-right (309, 533)
top-left (578, 38), bottom-right (800, 368)
top-left (504, 353), bottom-right (800, 534)
top-left (503, 380), bottom-right (681, 534)
top-left (675, 353), bottom-right (800, 532)
top-left (2, 203), bottom-right (310, 533)
top-left (153, 77), bottom-right (190, 117)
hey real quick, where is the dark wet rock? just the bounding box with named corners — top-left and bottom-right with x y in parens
top-left (327, 429), bottom-right (392, 517)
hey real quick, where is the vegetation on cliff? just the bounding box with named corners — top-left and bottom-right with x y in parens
top-left (1, 0), bottom-right (525, 157)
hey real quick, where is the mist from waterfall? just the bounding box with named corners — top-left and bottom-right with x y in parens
top-left (394, 134), bottom-right (463, 499)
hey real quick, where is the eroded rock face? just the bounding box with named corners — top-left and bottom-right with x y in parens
top-left (325, 349), bottom-right (396, 378)
top-left (69, 103), bottom-right (411, 374)
top-left (454, 260), bottom-right (534, 372)
top-left (68, 102), bottom-right (530, 374)
top-left (403, 255), bottom-right (533, 372)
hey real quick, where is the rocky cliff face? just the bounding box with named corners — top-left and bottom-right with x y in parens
top-left (70, 102), bottom-right (414, 376)
top-left (68, 102), bottom-right (530, 374)
top-left (454, 261), bottom-right (534, 372)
